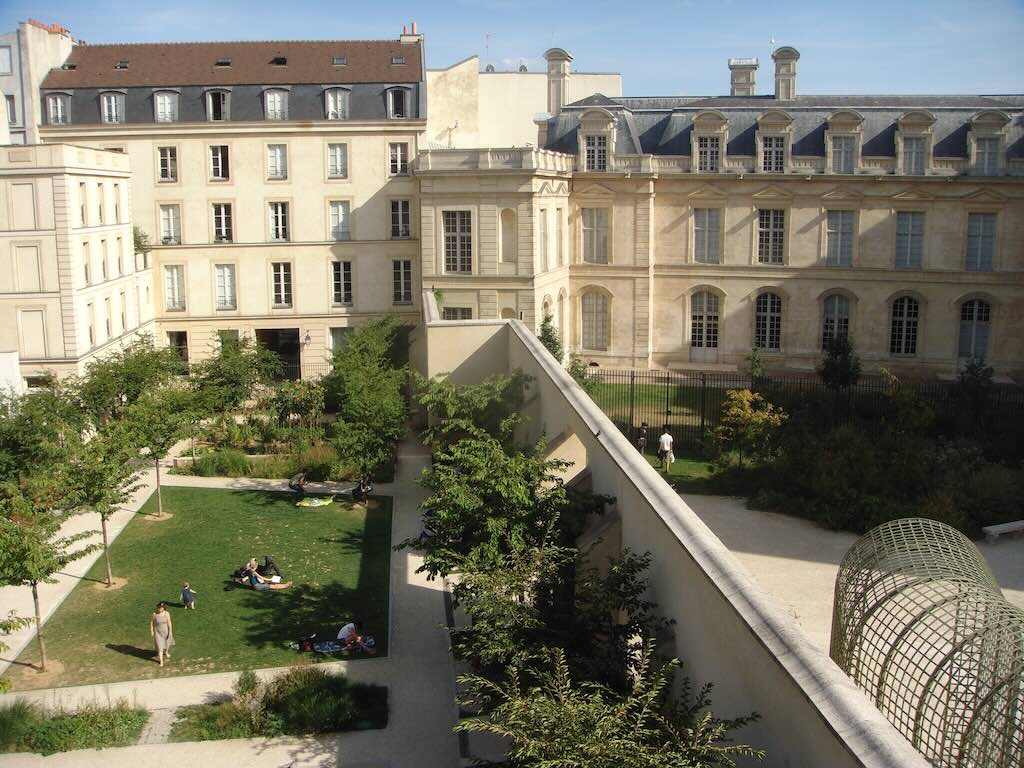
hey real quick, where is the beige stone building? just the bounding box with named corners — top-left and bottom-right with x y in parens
top-left (417, 48), bottom-right (1024, 380)
top-left (0, 143), bottom-right (153, 384)
top-left (0, 19), bottom-right (75, 146)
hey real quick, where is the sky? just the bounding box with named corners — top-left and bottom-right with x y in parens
top-left (3, 0), bottom-right (1023, 96)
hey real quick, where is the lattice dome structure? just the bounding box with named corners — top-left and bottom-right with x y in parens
top-left (831, 517), bottom-right (1024, 767)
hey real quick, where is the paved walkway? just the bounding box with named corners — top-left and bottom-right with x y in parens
top-left (1, 436), bottom-right (461, 767)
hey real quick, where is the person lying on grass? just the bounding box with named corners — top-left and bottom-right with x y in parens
top-left (245, 568), bottom-right (293, 591)
top-left (337, 620), bottom-right (376, 654)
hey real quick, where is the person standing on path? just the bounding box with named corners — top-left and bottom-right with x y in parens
top-left (658, 425), bottom-right (674, 474)
top-left (150, 602), bottom-right (175, 666)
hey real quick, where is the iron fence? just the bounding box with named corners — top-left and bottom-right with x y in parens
top-left (585, 367), bottom-right (1024, 454)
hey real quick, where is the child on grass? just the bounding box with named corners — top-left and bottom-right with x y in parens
top-left (181, 582), bottom-right (197, 610)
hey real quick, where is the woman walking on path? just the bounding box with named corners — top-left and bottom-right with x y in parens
top-left (150, 602), bottom-right (175, 666)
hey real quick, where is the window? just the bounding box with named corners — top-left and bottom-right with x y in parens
top-left (831, 136), bottom-right (855, 174)
top-left (826, 210), bottom-right (854, 266)
top-left (388, 89), bottom-right (408, 119)
top-left (113, 185), bottom-right (121, 223)
top-left (329, 201), bottom-right (351, 240)
top-left (328, 143), bottom-right (348, 178)
top-left (210, 145), bottom-right (230, 180)
top-left (264, 89), bottom-right (288, 120)
top-left (206, 91), bottom-right (229, 121)
top-left (693, 208), bottom-right (721, 264)
top-left (215, 58), bottom-right (232, 68)
top-left (5, 95), bottom-right (15, 126)
top-left (154, 91), bottom-right (178, 122)
top-left (393, 260), bottom-right (413, 303)
top-left (164, 265), bottom-right (185, 310)
top-left (965, 213), bottom-right (996, 272)
top-left (167, 331), bottom-right (188, 365)
top-left (271, 56), bottom-right (287, 66)
top-left (585, 135), bottom-right (608, 171)
top-left (267, 144), bottom-right (288, 179)
top-left (392, 55), bottom-right (406, 65)
top-left (158, 146), bottom-right (177, 182)
top-left (0, 47), bottom-right (11, 75)
top-left (389, 143), bottom-right (409, 175)
top-left (119, 291), bottom-right (126, 331)
top-left (391, 200), bottom-right (411, 238)
top-left (697, 136), bottom-right (720, 172)
top-left (115, 60), bottom-right (129, 70)
top-left (213, 203), bottom-right (233, 242)
top-left (555, 209), bottom-right (564, 266)
top-left (332, 261), bottom-right (353, 305)
top-left (443, 210), bottom-right (473, 273)
top-left (101, 92), bottom-right (123, 123)
top-left (582, 208), bottom-right (609, 264)
top-left (82, 242), bottom-right (90, 285)
top-left (271, 263), bottom-right (292, 307)
top-left (442, 307), bottom-right (472, 320)
top-left (821, 295), bottom-right (850, 348)
top-left (691, 292), bottom-right (719, 350)
top-left (87, 303), bottom-right (95, 347)
top-left (159, 204), bottom-right (181, 244)
top-left (754, 293), bottom-right (782, 351)
top-left (330, 327), bottom-right (351, 350)
top-left (581, 292), bottom-right (609, 351)
top-left (116, 237), bottom-right (124, 273)
top-left (762, 136), bottom-right (785, 172)
top-left (975, 138), bottom-right (1000, 175)
top-left (890, 297), bottom-right (919, 356)
top-left (215, 264), bottom-right (236, 309)
top-left (325, 88), bottom-right (349, 120)
top-left (269, 202), bottom-right (289, 241)
top-left (79, 182), bottom-right (87, 226)
top-left (895, 212), bottom-right (924, 269)
top-left (757, 209), bottom-right (785, 264)
top-left (959, 300), bottom-right (991, 362)
top-left (903, 137), bottom-right (926, 175)
top-left (104, 297), bottom-right (112, 339)
top-left (332, 56), bottom-right (347, 66)
top-left (539, 209), bottom-right (549, 269)
top-left (97, 185), bottom-right (105, 224)
top-left (101, 240), bottom-right (108, 279)
top-left (48, 94), bottom-right (69, 125)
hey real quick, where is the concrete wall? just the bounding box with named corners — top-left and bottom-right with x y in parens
top-left (420, 290), bottom-right (930, 768)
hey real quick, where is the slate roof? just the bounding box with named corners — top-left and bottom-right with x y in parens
top-left (546, 93), bottom-right (1024, 160)
top-left (41, 39), bottom-right (425, 89)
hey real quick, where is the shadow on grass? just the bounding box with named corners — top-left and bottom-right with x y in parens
top-left (105, 643), bottom-right (156, 663)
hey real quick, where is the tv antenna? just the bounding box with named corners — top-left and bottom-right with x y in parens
top-left (485, 32), bottom-right (493, 68)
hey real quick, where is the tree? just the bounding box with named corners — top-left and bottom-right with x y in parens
top-left (77, 335), bottom-right (184, 424)
top-left (0, 383), bottom-right (85, 478)
top-left (0, 479), bottom-right (98, 671)
top-left (268, 379), bottom-right (325, 432)
top-left (414, 371), bottom-right (529, 448)
top-left (537, 313), bottom-right (564, 364)
top-left (122, 387), bottom-right (193, 517)
top-left (191, 335), bottom-right (281, 414)
top-left (713, 389), bottom-right (787, 468)
top-left (132, 225), bottom-right (152, 256)
top-left (744, 347), bottom-right (768, 391)
top-left (64, 421), bottom-right (142, 587)
top-left (568, 355), bottom-right (599, 396)
top-left (817, 335), bottom-right (862, 391)
top-left (457, 644), bottom-right (763, 768)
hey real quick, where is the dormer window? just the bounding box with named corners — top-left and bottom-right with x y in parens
top-left (690, 110), bottom-right (728, 174)
top-left (825, 110), bottom-right (864, 174)
top-left (969, 111), bottom-right (1010, 177)
top-left (391, 55), bottom-right (406, 65)
top-left (215, 58), bottom-right (232, 67)
top-left (271, 56), bottom-right (287, 66)
top-left (47, 93), bottom-right (70, 125)
top-left (61, 63), bottom-right (76, 71)
top-left (896, 111), bottom-right (936, 176)
top-left (762, 136), bottom-right (785, 172)
top-left (903, 138), bottom-right (926, 175)
top-left (585, 135), bottom-right (608, 171)
top-left (114, 60), bottom-right (129, 70)
top-left (264, 89), bottom-right (288, 120)
top-left (697, 136), bottom-right (720, 172)
top-left (333, 56), bottom-right (347, 66)
top-left (154, 91), bottom-right (178, 123)
top-left (756, 110), bottom-right (794, 174)
top-left (206, 90), bottom-right (230, 121)
top-left (325, 88), bottom-right (349, 120)
top-left (101, 92), bottom-right (124, 124)
top-left (387, 88), bottom-right (409, 119)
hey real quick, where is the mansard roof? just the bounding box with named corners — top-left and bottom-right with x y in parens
top-left (42, 39), bottom-right (424, 89)
top-left (546, 93), bottom-right (1024, 159)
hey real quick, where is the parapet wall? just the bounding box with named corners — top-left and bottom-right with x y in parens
top-left (421, 291), bottom-right (929, 768)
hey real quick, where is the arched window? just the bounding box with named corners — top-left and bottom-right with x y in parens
top-left (324, 88), bottom-right (349, 120)
top-left (690, 292), bottom-right (719, 363)
top-left (822, 294), bottom-right (850, 349)
top-left (500, 209), bottom-right (516, 264)
top-left (889, 297), bottom-right (920, 356)
top-left (754, 293), bottom-right (782, 351)
top-left (541, 300), bottom-right (551, 321)
top-left (958, 299), bottom-right (991, 362)
top-left (557, 292), bottom-right (565, 332)
top-left (581, 292), bottom-right (609, 351)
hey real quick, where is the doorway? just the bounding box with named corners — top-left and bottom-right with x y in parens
top-left (255, 328), bottom-right (300, 380)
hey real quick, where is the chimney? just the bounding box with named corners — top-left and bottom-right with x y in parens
top-left (728, 58), bottom-right (758, 97)
top-left (400, 21), bottom-right (423, 43)
top-left (772, 46), bottom-right (800, 100)
top-left (543, 48), bottom-right (572, 115)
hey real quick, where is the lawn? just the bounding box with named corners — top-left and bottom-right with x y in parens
top-left (5, 487), bottom-right (391, 691)
top-left (642, 450), bottom-right (721, 494)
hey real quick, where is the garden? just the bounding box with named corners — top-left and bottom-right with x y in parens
top-left (0, 316), bottom-right (410, 751)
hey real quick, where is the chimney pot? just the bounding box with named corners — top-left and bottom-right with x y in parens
top-left (402, 24), bottom-right (408, 35)
top-left (412, 20), bottom-right (418, 34)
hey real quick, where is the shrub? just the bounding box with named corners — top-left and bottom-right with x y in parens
top-left (0, 700), bottom-right (148, 755)
top-left (170, 702), bottom-right (260, 742)
top-left (191, 448), bottom-right (251, 477)
top-left (0, 700), bottom-right (38, 752)
top-left (713, 389), bottom-right (786, 467)
top-left (916, 493), bottom-right (969, 534)
top-left (959, 464), bottom-right (1022, 529)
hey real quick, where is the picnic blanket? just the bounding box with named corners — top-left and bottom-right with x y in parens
top-left (295, 495), bottom-right (335, 508)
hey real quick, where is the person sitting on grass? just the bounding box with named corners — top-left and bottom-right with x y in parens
top-left (288, 471), bottom-right (307, 500)
top-left (351, 476), bottom-right (373, 506)
top-left (247, 568), bottom-right (293, 592)
top-left (337, 620), bottom-right (376, 655)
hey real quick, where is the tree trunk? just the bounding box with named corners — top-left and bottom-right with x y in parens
top-left (155, 457), bottom-right (163, 516)
top-left (101, 514), bottom-right (113, 587)
top-left (32, 581), bottom-right (47, 672)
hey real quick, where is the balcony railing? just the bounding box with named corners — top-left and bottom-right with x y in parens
top-left (416, 147), bottom-right (575, 173)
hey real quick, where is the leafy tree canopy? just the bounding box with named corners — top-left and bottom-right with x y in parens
top-left (77, 335), bottom-right (184, 424)
top-left (191, 336), bottom-right (281, 414)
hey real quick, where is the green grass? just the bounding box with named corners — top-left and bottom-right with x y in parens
top-left (5, 487), bottom-right (391, 691)
top-left (0, 700), bottom-right (148, 755)
top-left (589, 382), bottom-right (732, 426)
top-left (642, 450), bottom-right (722, 494)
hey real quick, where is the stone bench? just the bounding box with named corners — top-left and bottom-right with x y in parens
top-left (982, 520), bottom-right (1024, 543)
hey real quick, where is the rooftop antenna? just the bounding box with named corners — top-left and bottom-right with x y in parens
top-left (769, 34), bottom-right (776, 55)
top-left (485, 32), bottom-right (493, 69)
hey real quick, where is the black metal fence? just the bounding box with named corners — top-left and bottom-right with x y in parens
top-left (585, 368), bottom-right (1024, 455)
